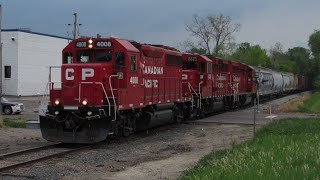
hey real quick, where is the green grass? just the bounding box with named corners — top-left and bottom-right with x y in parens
top-left (3, 118), bottom-right (26, 128)
top-left (180, 118), bottom-right (320, 180)
top-left (299, 92), bottom-right (320, 113)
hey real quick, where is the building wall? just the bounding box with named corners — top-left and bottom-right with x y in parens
top-left (17, 32), bottom-right (68, 96)
top-left (1, 31), bottom-right (19, 95)
top-left (2, 30), bottom-right (69, 96)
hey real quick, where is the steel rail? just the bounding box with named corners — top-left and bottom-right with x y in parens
top-left (0, 143), bottom-right (61, 160)
top-left (0, 144), bottom-right (93, 173)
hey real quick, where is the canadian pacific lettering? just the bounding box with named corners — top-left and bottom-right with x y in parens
top-left (143, 66), bottom-right (163, 75)
top-left (144, 79), bottom-right (158, 88)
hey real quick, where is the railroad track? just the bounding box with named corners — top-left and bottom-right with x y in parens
top-left (0, 143), bottom-right (93, 177)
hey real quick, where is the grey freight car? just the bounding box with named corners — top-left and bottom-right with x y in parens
top-left (282, 72), bottom-right (295, 93)
top-left (254, 67), bottom-right (273, 97)
top-left (271, 70), bottom-right (283, 95)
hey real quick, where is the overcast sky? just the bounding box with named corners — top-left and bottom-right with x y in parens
top-left (1, 0), bottom-right (320, 51)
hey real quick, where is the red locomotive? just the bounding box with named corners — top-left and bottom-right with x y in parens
top-left (181, 54), bottom-right (256, 116)
top-left (39, 37), bottom-right (308, 143)
top-left (40, 38), bottom-right (186, 143)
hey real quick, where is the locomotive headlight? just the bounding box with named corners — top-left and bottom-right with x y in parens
top-left (88, 39), bottom-right (93, 44)
top-left (82, 100), bottom-right (88, 106)
top-left (88, 44), bottom-right (93, 48)
top-left (87, 111), bottom-right (92, 116)
top-left (54, 99), bottom-right (60, 105)
top-left (55, 111), bottom-right (59, 115)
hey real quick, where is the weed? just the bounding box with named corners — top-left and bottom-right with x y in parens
top-left (278, 93), bottom-right (310, 112)
top-left (4, 118), bottom-right (26, 128)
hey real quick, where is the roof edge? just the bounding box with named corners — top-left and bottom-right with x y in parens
top-left (2, 29), bottom-right (72, 40)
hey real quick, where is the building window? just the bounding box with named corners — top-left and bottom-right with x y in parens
top-left (4, 66), bottom-right (11, 79)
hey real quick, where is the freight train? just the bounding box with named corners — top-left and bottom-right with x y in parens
top-left (39, 37), bottom-right (310, 143)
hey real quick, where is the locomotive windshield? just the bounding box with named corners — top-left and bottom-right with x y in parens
top-left (77, 51), bottom-right (93, 63)
top-left (96, 51), bottom-right (112, 63)
top-left (183, 61), bottom-right (197, 70)
top-left (74, 50), bottom-right (113, 63)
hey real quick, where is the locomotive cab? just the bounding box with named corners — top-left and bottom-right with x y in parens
top-left (40, 37), bottom-right (185, 143)
top-left (182, 54), bottom-right (212, 94)
top-left (40, 38), bottom-right (141, 143)
top-left (182, 54), bottom-right (214, 115)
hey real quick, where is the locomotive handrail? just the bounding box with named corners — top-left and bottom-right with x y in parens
top-left (79, 81), bottom-right (114, 120)
top-left (182, 82), bottom-right (199, 111)
top-left (109, 75), bottom-right (118, 121)
top-left (199, 81), bottom-right (203, 109)
top-left (49, 66), bottom-right (61, 84)
top-left (46, 81), bottom-right (62, 92)
top-left (182, 82), bottom-right (199, 97)
top-left (228, 82), bottom-right (239, 101)
top-left (47, 80), bottom-right (115, 119)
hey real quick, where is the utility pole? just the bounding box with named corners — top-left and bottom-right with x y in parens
top-left (73, 13), bottom-right (77, 39)
top-left (68, 13), bottom-right (81, 39)
top-left (0, 4), bottom-right (3, 127)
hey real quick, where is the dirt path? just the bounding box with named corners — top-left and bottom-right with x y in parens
top-left (106, 125), bottom-right (251, 180)
top-left (63, 124), bottom-right (253, 180)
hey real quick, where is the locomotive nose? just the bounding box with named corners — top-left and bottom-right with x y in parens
top-left (60, 64), bottom-right (114, 106)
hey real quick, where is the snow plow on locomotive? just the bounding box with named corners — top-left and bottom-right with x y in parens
top-left (40, 38), bottom-right (187, 143)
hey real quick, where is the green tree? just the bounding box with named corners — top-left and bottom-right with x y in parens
top-left (286, 47), bottom-right (310, 74)
top-left (308, 30), bottom-right (320, 87)
top-left (230, 42), bottom-right (272, 67)
top-left (308, 30), bottom-right (320, 57)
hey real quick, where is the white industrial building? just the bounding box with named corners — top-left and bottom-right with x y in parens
top-left (1, 29), bottom-right (70, 96)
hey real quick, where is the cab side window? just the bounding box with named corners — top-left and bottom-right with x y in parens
top-left (115, 52), bottom-right (125, 69)
top-left (130, 55), bottom-right (137, 72)
top-left (207, 63), bottom-right (212, 73)
top-left (199, 62), bottom-right (206, 73)
top-left (63, 52), bottom-right (73, 64)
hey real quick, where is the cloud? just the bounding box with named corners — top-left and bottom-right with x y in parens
top-left (236, 0), bottom-right (320, 50)
top-left (2, 0), bottom-right (319, 51)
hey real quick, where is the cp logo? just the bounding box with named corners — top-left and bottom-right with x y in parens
top-left (65, 68), bottom-right (94, 81)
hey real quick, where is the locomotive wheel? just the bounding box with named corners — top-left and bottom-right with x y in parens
top-left (117, 114), bottom-right (136, 137)
top-left (123, 115), bottom-right (135, 137)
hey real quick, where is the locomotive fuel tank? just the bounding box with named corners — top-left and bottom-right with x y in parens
top-left (136, 103), bottom-right (175, 130)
